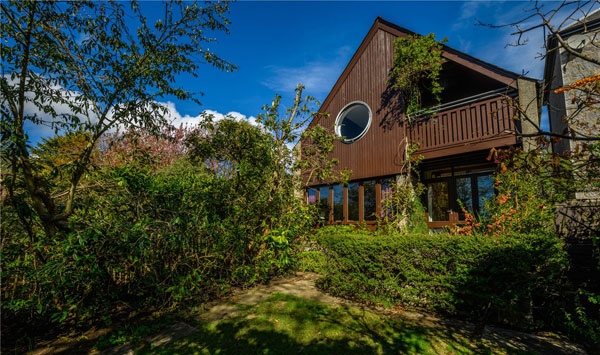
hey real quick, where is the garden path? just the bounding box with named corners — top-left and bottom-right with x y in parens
top-left (31, 272), bottom-right (587, 354)
top-left (199, 272), bottom-right (587, 355)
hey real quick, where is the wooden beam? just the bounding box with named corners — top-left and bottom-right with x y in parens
top-left (358, 183), bottom-right (364, 222)
top-left (343, 185), bottom-right (349, 223)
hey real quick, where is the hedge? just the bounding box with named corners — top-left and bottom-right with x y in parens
top-left (314, 228), bottom-right (568, 330)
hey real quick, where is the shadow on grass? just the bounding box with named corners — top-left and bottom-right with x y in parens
top-left (144, 293), bottom-right (503, 354)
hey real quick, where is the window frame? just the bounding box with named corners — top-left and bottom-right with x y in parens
top-left (422, 170), bottom-right (495, 221)
top-left (334, 101), bottom-right (373, 144)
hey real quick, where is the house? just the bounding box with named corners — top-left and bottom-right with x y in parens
top-left (302, 17), bottom-right (541, 230)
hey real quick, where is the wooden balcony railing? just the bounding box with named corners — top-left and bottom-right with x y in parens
top-left (408, 92), bottom-right (518, 159)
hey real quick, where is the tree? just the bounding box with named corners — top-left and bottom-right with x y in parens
top-left (478, 4), bottom-right (599, 347)
top-left (478, 0), bottom-right (599, 143)
top-left (187, 84), bottom-right (351, 233)
top-left (1, 0), bottom-right (236, 237)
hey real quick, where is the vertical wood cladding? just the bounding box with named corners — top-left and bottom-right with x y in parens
top-left (305, 19), bottom-right (522, 187)
top-left (316, 29), bottom-right (405, 182)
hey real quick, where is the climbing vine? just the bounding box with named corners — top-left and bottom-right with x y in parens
top-left (389, 33), bottom-right (447, 117)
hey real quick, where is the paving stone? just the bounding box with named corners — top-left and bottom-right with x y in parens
top-left (147, 321), bottom-right (199, 348)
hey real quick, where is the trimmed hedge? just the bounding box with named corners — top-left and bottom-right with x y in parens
top-left (314, 228), bottom-right (568, 330)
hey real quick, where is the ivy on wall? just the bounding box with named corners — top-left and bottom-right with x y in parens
top-left (389, 33), bottom-right (447, 117)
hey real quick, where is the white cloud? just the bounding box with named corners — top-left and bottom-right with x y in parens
top-left (158, 101), bottom-right (258, 128)
top-left (453, 1), bottom-right (491, 31)
top-left (16, 94), bottom-right (256, 141)
top-left (4, 74), bottom-right (258, 142)
top-left (2, 74), bottom-right (96, 140)
top-left (261, 46), bottom-right (353, 96)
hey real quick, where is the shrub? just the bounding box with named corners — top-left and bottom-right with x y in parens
top-left (314, 229), bottom-right (568, 331)
top-left (563, 231), bottom-right (600, 350)
top-left (1, 119), bottom-right (317, 345)
top-left (294, 251), bottom-right (328, 274)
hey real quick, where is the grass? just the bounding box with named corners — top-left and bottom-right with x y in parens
top-left (138, 293), bottom-right (516, 354)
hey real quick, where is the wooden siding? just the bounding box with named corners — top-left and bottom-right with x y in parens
top-left (313, 30), bottom-right (406, 183)
top-left (409, 94), bottom-right (518, 160)
top-left (304, 19), bottom-right (522, 187)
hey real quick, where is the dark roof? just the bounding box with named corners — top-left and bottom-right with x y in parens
top-left (377, 17), bottom-right (532, 81)
top-left (560, 8), bottom-right (600, 32)
top-left (317, 17), bottom-right (534, 116)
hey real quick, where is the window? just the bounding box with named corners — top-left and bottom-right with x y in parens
top-left (307, 188), bottom-right (316, 205)
top-left (477, 175), bottom-right (494, 217)
top-left (318, 186), bottom-right (329, 221)
top-left (427, 181), bottom-right (449, 221)
top-left (333, 185), bottom-right (344, 221)
top-left (423, 169), bottom-right (495, 222)
top-left (335, 102), bottom-right (372, 143)
top-left (363, 180), bottom-right (377, 221)
top-left (348, 182), bottom-right (359, 221)
top-left (381, 178), bottom-right (395, 219)
top-left (455, 177), bottom-right (473, 220)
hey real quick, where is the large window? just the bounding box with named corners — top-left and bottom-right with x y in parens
top-left (332, 185), bottom-right (344, 221)
top-left (335, 102), bottom-right (372, 143)
top-left (348, 182), bottom-right (359, 221)
top-left (423, 169), bottom-right (495, 221)
top-left (363, 180), bottom-right (377, 221)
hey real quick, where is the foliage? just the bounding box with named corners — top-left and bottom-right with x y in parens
top-left (285, 85), bottom-right (352, 187)
top-left (100, 124), bottom-right (198, 170)
top-left (293, 251), bottom-right (328, 274)
top-left (1, 0), bottom-right (235, 237)
top-left (313, 227), bottom-right (568, 331)
top-left (381, 141), bottom-right (427, 234)
top-left (389, 33), bottom-right (447, 117)
top-left (2, 82), bottom-right (348, 351)
top-left (93, 315), bottom-right (175, 351)
top-left (452, 145), bottom-right (598, 348)
top-left (457, 146), bottom-right (570, 236)
top-left (299, 124), bottom-right (352, 187)
top-left (563, 230), bottom-right (600, 351)
top-left (565, 288), bottom-right (600, 350)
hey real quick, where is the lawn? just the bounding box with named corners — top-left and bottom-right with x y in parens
top-left (139, 293), bottom-right (514, 354)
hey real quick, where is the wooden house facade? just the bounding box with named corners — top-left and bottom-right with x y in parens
top-left (302, 18), bottom-right (541, 230)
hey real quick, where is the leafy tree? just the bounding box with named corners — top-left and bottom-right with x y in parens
top-left (100, 124), bottom-right (198, 170)
top-left (187, 84), bottom-right (350, 235)
top-left (389, 33), bottom-right (447, 117)
top-left (1, 0), bottom-right (235, 237)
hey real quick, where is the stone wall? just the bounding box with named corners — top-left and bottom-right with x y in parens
top-left (547, 28), bottom-right (600, 200)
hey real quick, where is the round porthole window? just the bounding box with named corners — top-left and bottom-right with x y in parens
top-left (335, 101), bottom-right (372, 143)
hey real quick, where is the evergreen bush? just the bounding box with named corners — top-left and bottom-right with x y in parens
top-left (314, 227), bottom-right (568, 331)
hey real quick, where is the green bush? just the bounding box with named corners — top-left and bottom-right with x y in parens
top-left (314, 228), bottom-right (568, 330)
top-left (294, 251), bottom-right (328, 273)
top-left (1, 119), bottom-right (317, 340)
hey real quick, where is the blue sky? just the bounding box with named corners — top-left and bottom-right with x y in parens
top-left (165, 1), bottom-right (554, 123)
top-left (26, 0), bottom-right (589, 142)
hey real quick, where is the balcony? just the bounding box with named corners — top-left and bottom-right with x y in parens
top-left (408, 89), bottom-right (519, 160)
